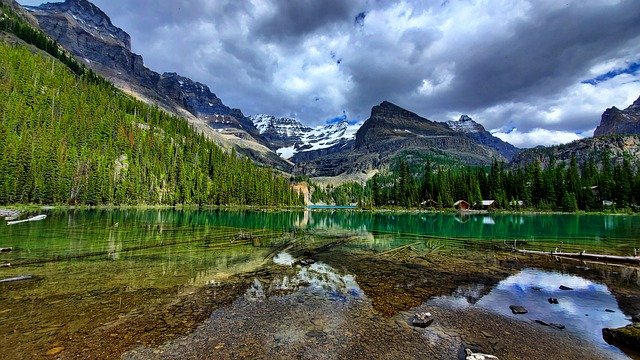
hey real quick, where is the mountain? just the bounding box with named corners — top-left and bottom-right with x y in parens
top-left (594, 95), bottom-right (640, 136)
top-left (511, 95), bottom-right (640, 170)
top-left (445, 115), bottom-right (520, 161)
top-left (509, 135), bottom-right (640, 170)
top-left (293, 101), bottom-right (506, 177)
top-left (249, 115), bottom-right (360, 161)
top-left (249, 114), bottom-right (313, 150)
top-left (24, 0), bottom-right (291, 170)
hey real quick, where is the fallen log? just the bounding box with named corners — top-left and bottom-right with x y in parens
top-left (7, 214), bottom-right (47, 225)
top-left (513, 248), bottom-right (640, 264)
top-left (0, 247), bottom-right (12, 253)
top-left (0, 263), bottom-right (10, 268)
top-left (0, 275), bottom-right (33, 283)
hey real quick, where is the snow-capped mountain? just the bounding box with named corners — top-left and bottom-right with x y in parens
top-left (445, 115), bottom-right (484, 133)
top-left (249, 115), bottom-right (362, 160)
top-left (445, 115), bottom-right (520, 160)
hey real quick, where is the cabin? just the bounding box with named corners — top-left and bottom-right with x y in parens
top-left (480, 200), bottom-right (497, 210)
top-left (453, 200), bottom-right (470, 211)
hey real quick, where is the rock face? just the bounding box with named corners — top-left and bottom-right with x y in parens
top-left (293, 101), bottom-right (505, 177)
top-left (446, 115), bottom-right (520, 161)
top-left (594, 95), bottom-right (640, 137)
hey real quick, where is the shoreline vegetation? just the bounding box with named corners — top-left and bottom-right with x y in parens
top-left (2, 204), bottom-right (638, 214)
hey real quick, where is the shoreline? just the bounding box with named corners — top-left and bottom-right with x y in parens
top-left (1, 205), bottom-right (638, 216)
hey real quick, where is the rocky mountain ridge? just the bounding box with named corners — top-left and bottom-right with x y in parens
top-left (509, 135), bottom-right (640, 170)
top-left (511, 95), bottom-right (640, 170)
top-left (293, 101), bottom-right (507, 177)
top-left (445, 115), bottom-right (520, 161)
top-left (24, 0), bottom-right (290, 169)
top-left (594, 95), bottom-right (640, 137)
top-left (249, 115), bottom-right (360, 160)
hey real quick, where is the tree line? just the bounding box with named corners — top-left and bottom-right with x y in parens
top-left (313, 155), bottom-right (639, 212)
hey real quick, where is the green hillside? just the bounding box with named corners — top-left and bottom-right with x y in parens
top-left (0, 13), bottom-right (301, 206)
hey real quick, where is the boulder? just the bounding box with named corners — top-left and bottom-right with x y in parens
top-left (411, 312), bottom-right (434, 328)
top-left (559, 285), bottom-right (573, 291)
top-left (603, 323), bottom-right (640, 352)
top-left (465, 348), bottom-right (499, 360)
top-left (548, 298), bottom-right (559, 304)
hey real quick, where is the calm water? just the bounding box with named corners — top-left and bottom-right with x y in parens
top-left (1, 209), bottom-right (639, 359)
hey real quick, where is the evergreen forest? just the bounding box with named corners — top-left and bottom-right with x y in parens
top-left (314, 156), bottom-right (640, 212)
top-left (0, 38), bottom-right (302, 206)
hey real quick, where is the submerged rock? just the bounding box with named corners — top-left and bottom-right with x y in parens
top-left (559, 285), bottom-right (573, 291)
top-left (299, 258), bottom-right (316, 266)
top-left (603, 323), bottom-right (640, 352)
top-left (548, 298), bottom-right (559, 304)
top-left (465, 348), bottom-right (499, 360)
top-left (411, 312), bottom-right (434, 328)
top-left (535, 320), bottom-right (565, 329)
top-left (509, 305), bottom-right (528, 315)
top-left (531, 287), bottom-right (542, 292)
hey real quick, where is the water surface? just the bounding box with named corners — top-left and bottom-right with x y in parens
top-left (1, 209), bottom-right (638, 359)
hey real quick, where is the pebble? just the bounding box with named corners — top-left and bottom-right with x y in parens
top-left (46, 347), bottom-right (64, 356)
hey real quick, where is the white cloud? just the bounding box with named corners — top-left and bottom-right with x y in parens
top-left (493, 128), bottom-right (584, 148)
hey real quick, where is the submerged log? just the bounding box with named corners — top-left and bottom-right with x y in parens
top-left (0, 275), bottom-right (33, 283)
top-left (513, 248), bottom-right (640, 264)
top-left (7, 214), bottom-right (47, 225)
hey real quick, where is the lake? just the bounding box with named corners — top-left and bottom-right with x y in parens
top-left (1, 209), bottom-right (639, 359)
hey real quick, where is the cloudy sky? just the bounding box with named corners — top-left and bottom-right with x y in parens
top-left (19, 0), bottom-right (640, 148)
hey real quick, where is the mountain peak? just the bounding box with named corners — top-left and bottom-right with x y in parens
top-left (629, 95), bottom-right (640, 110)
top-left (28, 0), bottom-right (131, 50)
top-left (594, 94), bottom-right (640, 137)
top-left (446, 115), bottom-right (485, 133)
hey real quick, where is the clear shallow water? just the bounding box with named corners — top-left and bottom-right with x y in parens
top-left (1, 209), bottom-right (639, 359)
top-left (430, 269), bottom-right (632, 357)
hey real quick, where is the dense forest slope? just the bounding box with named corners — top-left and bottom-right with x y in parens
top-left (0, 4), bottom-right (301, 206)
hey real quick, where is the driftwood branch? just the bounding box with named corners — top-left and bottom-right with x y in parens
top-left (513, 248), bottom-right (640, 264)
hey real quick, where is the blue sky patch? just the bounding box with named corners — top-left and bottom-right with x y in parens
top-left (582, 61), bottom-right (640, 85)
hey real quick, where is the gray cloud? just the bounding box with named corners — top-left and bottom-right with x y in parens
top-left (18, 0), bottom-right (640, 147)
top-left (254, 0), bottom-right (362, 40)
